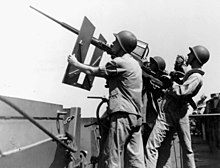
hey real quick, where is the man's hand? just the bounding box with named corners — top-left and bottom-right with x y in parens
top-left (67, 53), bottom-right (100, 76)
top-left (67, 54), bottom-right (79, 66)
top-left (174, 55), bottom-right (186, 72)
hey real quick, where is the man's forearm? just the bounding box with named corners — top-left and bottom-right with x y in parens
top-left (73, 61), bottom-right (99, 75)
top-left (68, 54), bottom-right (106, 77)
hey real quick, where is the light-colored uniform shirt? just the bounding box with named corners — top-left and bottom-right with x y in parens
top-left (172, 69), bottom-right (204, 98)
top-left (159, 69), bottom-right (205, 125)
top-left (99, 54), bottom-right (143, 116)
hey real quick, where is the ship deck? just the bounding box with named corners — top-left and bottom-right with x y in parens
top-left (192, 135), bottom-right (220, 168)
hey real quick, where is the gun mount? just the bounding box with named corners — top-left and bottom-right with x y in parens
top-left (30, 6), bottom-right (150, 91)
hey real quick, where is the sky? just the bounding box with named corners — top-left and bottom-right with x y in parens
top-left (0, 0), bottom-right (219, 117)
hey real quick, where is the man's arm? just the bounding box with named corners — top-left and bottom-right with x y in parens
top-left (173, 75), bottom-right (200, 96)
top-left (67, 54), bottom-right (106, 77)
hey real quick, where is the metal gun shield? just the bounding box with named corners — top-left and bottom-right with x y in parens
top-left (82, 34), bottom-right (106, 90)
top-left (62, 17), bottom-right (95, 89)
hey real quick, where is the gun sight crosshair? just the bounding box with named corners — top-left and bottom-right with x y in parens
top-left (30, 6), bottom-right (149, 90)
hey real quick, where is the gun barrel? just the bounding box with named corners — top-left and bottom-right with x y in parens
top-left (30, 6), bottom-right (80, 35)
top-left (30, 6), bottom-right (113, 54)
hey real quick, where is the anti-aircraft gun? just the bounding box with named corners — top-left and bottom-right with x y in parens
top-left (30, 6), bottom-right (171, 91)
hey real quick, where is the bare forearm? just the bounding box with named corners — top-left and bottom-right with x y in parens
top-left (67, 54), bottom-right (106, 77)
top-left (72, 61), bottom-right (99, 75)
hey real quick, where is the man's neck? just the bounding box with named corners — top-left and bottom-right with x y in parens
top-left (190, 61), bottom-right (202, 69)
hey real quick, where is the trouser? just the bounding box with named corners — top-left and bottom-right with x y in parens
top-left (98, 112), bottom-right (145, 168)
top-left (142, 123), bottom-right (172, 168)
top-left (145, 115), bottom-right (196, 168)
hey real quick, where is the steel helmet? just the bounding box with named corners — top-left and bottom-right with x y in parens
top-left (150, 56), bottom-right (166, 71)
top-left (189, 45), bottom-right (210, 65)
top-left (114, 30), bottom-right (137, 53)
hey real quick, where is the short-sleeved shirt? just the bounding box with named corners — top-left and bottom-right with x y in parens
top-left (172, 69), bottom-right (204, 98)
top-left (99, 54), bottom-right (143, 116)
top-left (159, 69), bottom-right (204, 124)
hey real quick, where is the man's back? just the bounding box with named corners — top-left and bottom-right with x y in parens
top-left (106, 54), bottom-right (143, 116)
